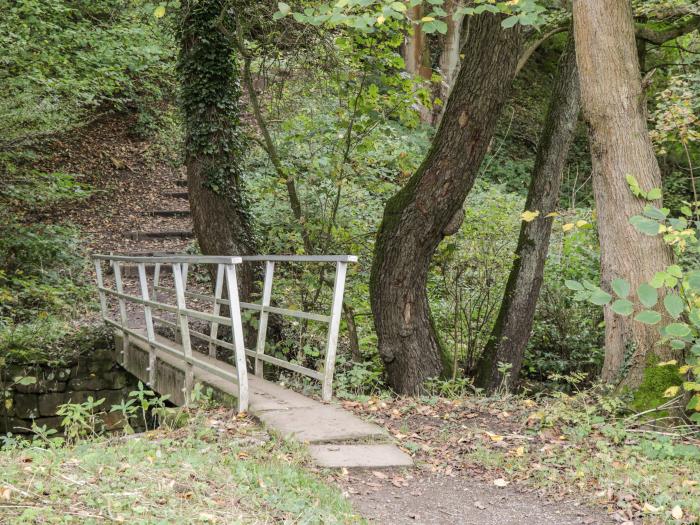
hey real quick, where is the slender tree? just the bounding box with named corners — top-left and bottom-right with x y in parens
top-left (573, 0), bottom-right (679, 387)
top-left (178, 0), bottom-right (257, 299)
top-left (476, 31), bottom-right (580, 391)
top-left (370, 13), bottom-right (523, 394)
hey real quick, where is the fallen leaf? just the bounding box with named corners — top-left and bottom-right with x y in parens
top-left (372, 470), bottom-right (388, 480)
top-left (643, 502), bottom-right (661, 513)
top-left (493, 478), bottom-right (509, 487)
top-left (521, 210), bottom-right (540, 222)
top-left (671, 505), bottom-right (683, 520)
top-left (474, 501), bottom-right (486, 510)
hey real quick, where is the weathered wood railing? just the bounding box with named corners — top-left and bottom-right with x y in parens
top-left (92, 254), bottom-right (357, 412)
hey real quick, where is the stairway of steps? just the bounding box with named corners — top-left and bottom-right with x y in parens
top-left (118, 178), bottom-right (192, 276)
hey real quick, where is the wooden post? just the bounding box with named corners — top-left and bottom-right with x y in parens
top-left (137, 263), bottom-right (157, 388)
top-left (112, 261), bottom-right (129, 366)
top-left (175, 263), bottom-right (189, 345)
top-left (172, 263), bottom-right (194, 404)
top-left (255, 261), bottom-right (275, 377)
top-left (208, 264), bottom-right (224, 357)
top-left (224, 263), bottom-right (249, 412)
top-left (322, 262), bottom-right (348, 402)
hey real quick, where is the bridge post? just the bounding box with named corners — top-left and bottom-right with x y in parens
top-left (175, 263), bottom-right (189, 345)
top-left (152, 263), bottom-right (161, 331)
top-left (224, 263), bottom-right (249, 412)
top-left (93, 259), bottom-right (108, 321)
top-left (322, 261), bottom-right (348, 402)
top-left (255, 261), bottom-right (275, 377)
top-left (137, 263), bottom-right (157, 388)
top-left (172, 263), bottom-right (194, 404)
top-left (208, 264), bottom-right (224, 357)
top-left (112, 261), bottom-right (130, 366)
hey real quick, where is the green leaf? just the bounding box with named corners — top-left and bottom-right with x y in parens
top-left (665, 322), bottom-right (691, 338)
top-left (611, 278), bottom-right (630, 298)
top-left (667, 265), bottom-right (683, 278)
top-left (590, 289), bottom-right (612, 305)
top-left (390, 1), bottom-right (407, 12)
top-left (663, 294), bottom-right (685, 319)
top-left (687, 394), bottom-right (700, 410)
top-left (564, 280), bottom-right (584, 291)
top-left (646, 188), bottom-right (662, 200)
top-left (650, 272), bottom-right (666, 288)
top-left (14, 376), bottom-right (36, 386)
top-left (690, 308), bottom-right (700, 328)
top-left (611, 299), bottom-right (634, 316)
top-left (637, 283), bottom-right (658, 308)
top-left (501, 15), bottom-right (519, 28)
top-left (670, 339), bottom-right (686, 350)
top-left (635, 310), bottom-right (662, 324)
top-left (643, 205), bottom-right (667, 220)
top-left (153, 5), bottom-right (166, 18)
top-left (278, 2), bottom-right (291, 15)
top-left (687, 271), bottom-right (700, 292)
top-left (630, 215), bottom-right (661, 236)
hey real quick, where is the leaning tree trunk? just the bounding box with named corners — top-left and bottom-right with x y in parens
top-left (573, 0), bottom-right (677, 387)
top-left (178, 0), bottom-right (257, 300)
top-left (476, 31), bottom-right (580, 392)
top-left (370, 14), bottom-right (522, 394)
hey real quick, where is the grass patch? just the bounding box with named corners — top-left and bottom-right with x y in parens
top-left (0, 410), bottom-right (363, 524)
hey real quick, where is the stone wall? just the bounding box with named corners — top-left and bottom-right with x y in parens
top-left (1, 348), bottom-right (138, 434)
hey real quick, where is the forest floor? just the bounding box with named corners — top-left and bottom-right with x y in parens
top-left (25, 114), bottom-right (699, 524)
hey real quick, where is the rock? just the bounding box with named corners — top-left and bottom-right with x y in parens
top-left (15, 379), bottom-right (67, 394)
top-left (13, 394), bottom-right (39, 419)
top-left (68, 370), bottom-right (128, 391)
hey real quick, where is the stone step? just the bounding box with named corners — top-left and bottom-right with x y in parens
top-left (146, 210), bottom-right (191, 218)
top-left (175, 179), bottom-right (188, 187)
top-left (124, 230), bottom-right (194, 241)
top-left (308, 444), bottom-right (413, 469)
top-left (163, 191), bottom-right (189, 200)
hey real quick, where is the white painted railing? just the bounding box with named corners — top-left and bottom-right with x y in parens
top-left (92, 254), bottom-right (357, 412)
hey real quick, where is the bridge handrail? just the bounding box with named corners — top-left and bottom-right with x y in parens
top-left (91, 254), bottom-right (356, 412)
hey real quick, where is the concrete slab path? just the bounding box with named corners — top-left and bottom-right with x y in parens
top-left (118, 331), bottom-right (412, 469)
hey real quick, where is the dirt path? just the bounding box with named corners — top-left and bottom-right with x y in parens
top-left (343, 471), bottom-right (610, 525)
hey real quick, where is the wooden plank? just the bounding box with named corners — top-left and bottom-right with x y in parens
top-left (112, 261), bottom-right (129, 364)
top-left (209, 264), bottom-right (224, 357)
top-left (172, 263), bottom-right (194, 404)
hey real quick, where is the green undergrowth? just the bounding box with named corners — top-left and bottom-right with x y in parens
top-left (0, 410), bottom-right (363, 524)
top-left (463, 390), bottom-right (700, 524)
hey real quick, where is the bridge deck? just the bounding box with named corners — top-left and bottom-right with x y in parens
top-left (117, 330), bottom-right (412, 467)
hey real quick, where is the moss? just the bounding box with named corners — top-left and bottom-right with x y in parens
top-left (629, 356), bottom-right (682, 414)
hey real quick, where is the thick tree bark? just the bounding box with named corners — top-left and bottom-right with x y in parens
top-left (573, 0), bottom-right (678, 387)
top-left (370, 14), bottom-right (522, 394)
top-left (178, 0), bottom-right (257, 300)
top-left (476, 32), bottom-right (580, 392)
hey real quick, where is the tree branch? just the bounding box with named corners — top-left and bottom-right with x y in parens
top-left (635, 16), bottom-right (700, 44)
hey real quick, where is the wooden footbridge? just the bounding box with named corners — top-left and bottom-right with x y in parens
top-left (92, 254), bottom-right (412, 468)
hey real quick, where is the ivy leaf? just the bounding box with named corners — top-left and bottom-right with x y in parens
top-left (637, 283), bottom-right (658, 308)
top-left (611, 299), bottom-right (633, 316)
top-left (611, 278), bottom-right (630, 298)
top-left (153, 5), bottom-right (166, 18)
top-left (635, 310), bottom-right (662, 324)
top-left (687, 271), bottom-right (700, 292)
top-left (663, 294), bottom-right (684, 319)
top-left (687, 394), bottom-right (700, 411)
top-left (643, 205), bottom-right (667, 220)
top-left (14, 376), bottom-right (36, 386)
top-left (520, 210), bottom-right (539, 222)
top-left (670, 339), bottom-right (686, 350)
top-left (663, 385), bottom-right (680, 398)
top-left (690, 308), bottom-right (700, 328)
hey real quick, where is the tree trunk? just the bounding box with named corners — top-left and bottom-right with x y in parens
top-left (436, 0), bottom-right (464, 118)
top-left (403, 3), bottom-right (433, 124)
top-left (476, 32), bottom-right (580, 392)
top-left (573, 0), bottom-right (677, 387)
top-left (370, 14), bottom-right (522, 394)
top-left (178, 0), bottom-right (257, 300)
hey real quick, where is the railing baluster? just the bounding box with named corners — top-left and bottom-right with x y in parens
top-left (172, 263), bottom-right (194, 404)
top-left (255, 261), bottom-right (275, 377)
top-left (112, 261), bottom-right (129, 365)
top-left (322, 262), bottom-right (348, 402)
top-left (137, 263), bottom-right (157, 388)
top-left (224, 263), bottom-right (249, 412)
top-left (208, 264), bottom-right (224, 357)
top-left (93, 259), bottom-right (108, 321)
